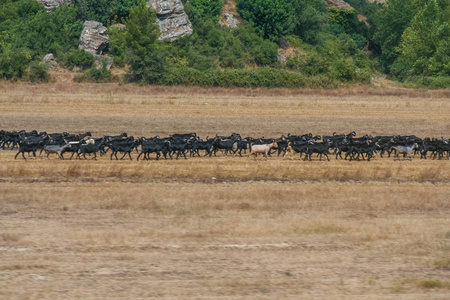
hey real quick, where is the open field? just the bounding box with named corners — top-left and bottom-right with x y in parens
top-left (0, 82), bottom-right (449, 299)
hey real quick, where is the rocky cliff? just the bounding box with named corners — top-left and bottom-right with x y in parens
top-left (78, 21), bottom-right (113, 70)
top-left (146, 0), bottom-right (193, 41)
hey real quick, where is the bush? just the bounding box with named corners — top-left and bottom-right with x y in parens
top-left (107, 25), bottom-right (127, 66)
top-left (73, 67), bottom-right (117, 83)
top-left (25, 62), bottom-right (50, 82)
top-left (0, 47), bottom-right (32, 80)
top-left (160, 66), bottom-right (338, 88)
top-left (330, 58), bottom-right (356, 82)
top-left (405, 77), bottom-right (450, 89)
top-left (185, 0), bottom-right (223, 24)
top-left (236, 0), bottom-right (293, 41)
top-left (61, 49), bottom-right (94, 70)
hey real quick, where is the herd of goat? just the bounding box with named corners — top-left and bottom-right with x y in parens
top-left (1, 130), bottom-right (449, 161)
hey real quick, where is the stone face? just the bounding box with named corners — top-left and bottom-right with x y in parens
top-left (325, 0), bottom-right (353, 10)
top-left (42, 53), bottom-right (58, 71)
top-left (147, 0), bottom-right (193, 41)
top-left (78, 21), bottom-right (109, 55)
top-left (219, 13), bottom-right (240, 29)
top-left (36, 0), bottom-right (70, 11)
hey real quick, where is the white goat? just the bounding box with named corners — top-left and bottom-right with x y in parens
top-left (249, 142), bottom-right (278, 159)
top-left (392, 143), bottom-right (418, 161)
top-left (43, 144), bottom-right (71, 159)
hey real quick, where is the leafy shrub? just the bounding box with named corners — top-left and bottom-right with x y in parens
top-left (291, 0), bottom-right (329, 44)
top-left (236, 0), bottom-right (293, 41)
top-left (107, 25), bottom-right (127, 66)
top-left (160, 66), bottom-right (338, 88)
top-left (7, 3), bottom-right (83, 56)
top-left (25, 62), bottom-right (50, 82)
top-left (72, 0), bottom-right (141, 24)
top-left (122, 1), bottom-right (164, 84)
top-left (73, 67), bottom-right (117, 83)
top-left (0, 47), bottom-right (32, 80)
top-left (328, 7), bottom-right (367, 38)
top-left (390, 56), bottom-right (412, 82)
top-left (405, 77), bottom-right (450, 89)
top-left (330, 58), bottom-right (356, 82)
top-left (61, 49), bottom-right (94, 70)
top-left (185, 0), bottom-right (223, 24)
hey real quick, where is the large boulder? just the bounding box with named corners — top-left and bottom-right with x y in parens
top-left (78, 21), bottom-right (113, 70)
top-left (42, 53), bottom-right (58, 71)
top-left (78, 21), bottom-right (109, 56)
top-left (36, 0), bottom-right (70, 11)
top-left (147, 0), bottom-right (193, 41)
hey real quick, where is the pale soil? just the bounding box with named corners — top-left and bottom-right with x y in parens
top-left (0, 82), bottom-right (449, 299)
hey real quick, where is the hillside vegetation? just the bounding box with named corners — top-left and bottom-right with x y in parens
top-left (0, 0), bottom-right (449, 88)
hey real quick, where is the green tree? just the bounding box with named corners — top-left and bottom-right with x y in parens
top-left (373, 0), bottom-right (421, 68)
top-left (291, 0), bottom-right (329, 44)
top-left (0, 46), bottom-right (32, 79)
top-left (123, 1), bottom-right (163, 83)
top-left (236, 0), bottom-right (293, 41)
top-left (397, 0), bottom-right (450, 77)
top-left (72, 0), bottom-right (141, 24)
top-left (185, 0), bottom-right (223, 24)
top-left (7, 3), bottom-right (82, 56)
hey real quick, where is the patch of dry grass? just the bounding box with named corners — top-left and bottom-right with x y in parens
top-left (0, 83), bottom-right (449, 299)
top-left (1, 153), bottom-right (449, 185)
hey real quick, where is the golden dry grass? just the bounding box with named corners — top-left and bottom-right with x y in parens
top-left (0, 82), bottom-right (449, 299)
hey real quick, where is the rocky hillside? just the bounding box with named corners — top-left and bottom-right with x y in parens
top-left (0, 0), bottom-right (448, 89)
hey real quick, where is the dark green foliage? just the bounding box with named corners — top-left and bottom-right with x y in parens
top-left (328, 7), bottom-right (368, 38)
top-left (291, 0), bottom-right (329, 44)
top-left (351, 33), bottom-right (367, 50)
top-left (345, 0), bottom-right (382, 23)
top-left (1, 1), bottom-right (83, 58)
top-left (160, 66), bottom-right (338, 88)
top-left (122, 1), bottom-right (164, 83)
top-left (406, 77), bottom-right (450, 89)
top-left (25, 62), bottom-right (50, 82)
top-left (284, 33), bottom-right (372, 83)
top-left (396, 0), bottom-right (450, 77)
top-left (123, 1), bottom-right (160, 53)
top-left (172, 18), bottom-right (278, 70)
top-left (60, 49), bottom-right (94, 69)
top-left (185, 0), bottom-right (223, 24)
top-left (236, 0), bottom-right (293, 41)
top-left (72, 0), bottom-right (141, 24)
top-left (107, 25), bottom-right (127, 66)
top-left (0, 47), bottom-right (31, 80)
top-left (2, 0), bottom-right (448, 88)
top-left (74, 67), bottom-right (116, 83)
top-left (373, 0), bottom-right (419, 69)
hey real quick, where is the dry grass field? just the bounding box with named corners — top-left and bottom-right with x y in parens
top-left (0, 82), bottom-right (449, 299)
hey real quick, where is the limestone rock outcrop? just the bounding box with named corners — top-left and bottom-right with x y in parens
top-left (36, 0), bottom-right (70, 11)
top-left (78, 21), bottom-right (109, 55)
top-left (78, 21), bottom-right (113, 70)
top-left (147, 0), bottom-right (193, 41)
top-left (42, 53), bottom-right (58, 71)
top-left (219, 13), bottom-right (240, 29)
